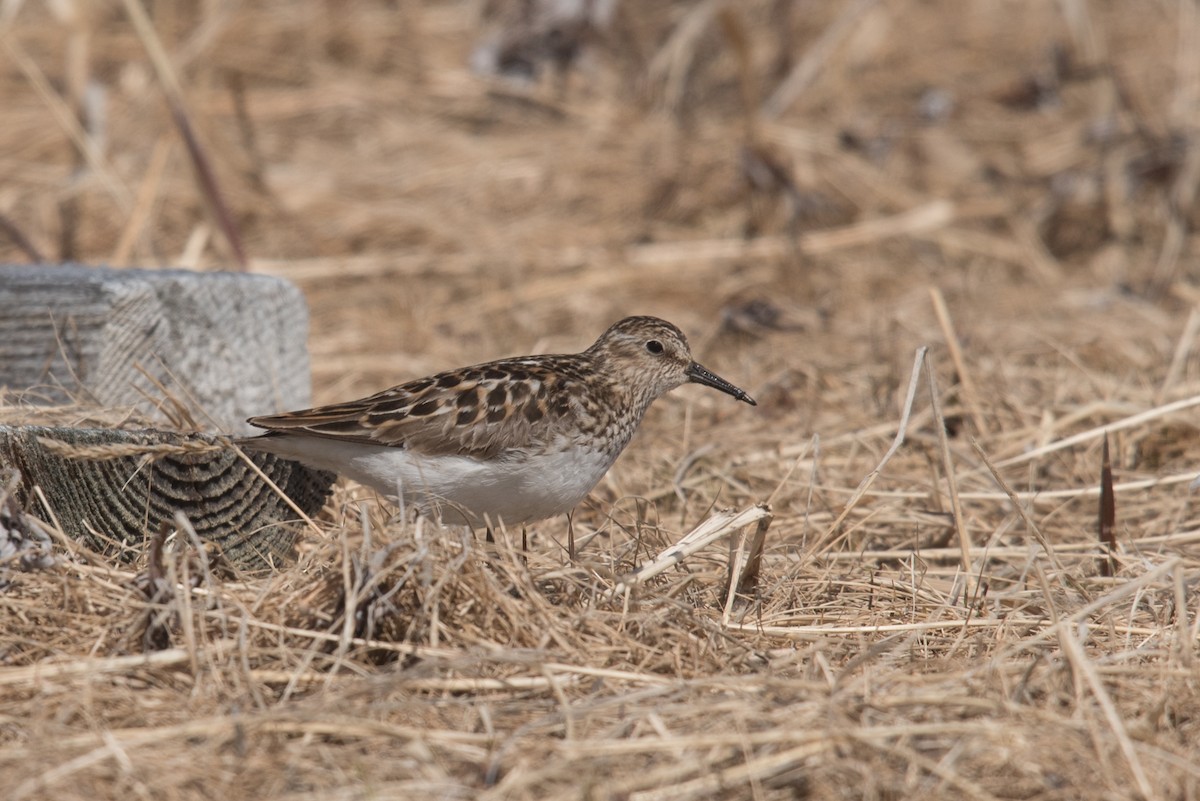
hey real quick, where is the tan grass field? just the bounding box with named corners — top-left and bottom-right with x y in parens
top-left (2, 1), bottom-right (1200, 799)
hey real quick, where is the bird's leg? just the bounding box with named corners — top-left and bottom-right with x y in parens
top-left (567, 511), bottom-right (576, 561)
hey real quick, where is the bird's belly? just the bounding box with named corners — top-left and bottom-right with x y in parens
top-left (336, 444), bottom-right (616, 526)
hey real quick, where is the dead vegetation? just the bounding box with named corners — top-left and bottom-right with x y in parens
top-left (2, 1), bottom-right (1200, 799)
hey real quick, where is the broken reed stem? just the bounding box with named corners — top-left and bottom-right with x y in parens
top-left (609, 505), bottom-right (771, 598)
top-left (169, 513), bottom-right (201, 674)
top-left (723, 511), bottom-right (774, 624)
top-left (1098, 434), bottom-right (1117, 577)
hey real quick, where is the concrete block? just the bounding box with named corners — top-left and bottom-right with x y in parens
top-left (0, 264), bottom-right (312, 434)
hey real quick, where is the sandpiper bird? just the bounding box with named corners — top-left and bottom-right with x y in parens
top-left (241, 316), bottom-right (755, 527)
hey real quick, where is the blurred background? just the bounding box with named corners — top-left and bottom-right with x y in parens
top-left (1, 0), bottom-right (1197, 463)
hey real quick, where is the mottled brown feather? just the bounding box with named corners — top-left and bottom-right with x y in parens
top-left (247, 356), bottom-right (597, 460)
top-left (246, 316), bottom-right (756, 464)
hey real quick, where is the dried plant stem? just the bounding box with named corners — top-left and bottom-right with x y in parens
top-left (969, 437), bottom-right (1066, 574)
top-left (925, 350), bottom-right (973, 587)
top-left (999, 558), bottom-right (1180, 659)
top-left (629, 201), bottom-right (954, 267)
top-left (929, 286), bottom-right (988, 435)
top-left (1173, 562), bottom-right (1194, 667)
top-left (120, 0), bottom-right (246, 267)
top-left (724, 511), bottom-right (774, 620)
top-left (815, 346), bottom-right (927, 552)
top-left (1159, 307), bottom-right (1200, 401)
top-left (989, 392), bottom-right (1200, 470)
top-left (0, 641), bottom-right (235, 687)
top-left (609, 505), bottom-right (771, 598)
top-left (111, 136), bottom-right (172, 265)
top-left (230, 446), bottom-right (324, 537)
top-left (841, 469), bottom-right (1199, 503)
top-left (725, 617), bottom-right (1034, 638)
top-left (37, 437), bottom-right (225, 461)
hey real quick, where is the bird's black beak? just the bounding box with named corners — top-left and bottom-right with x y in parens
top-left (687, 362), bottom-right (757, 406)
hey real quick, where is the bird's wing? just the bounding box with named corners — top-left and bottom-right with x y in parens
top-left (246, 357), bottom-right (587, 460)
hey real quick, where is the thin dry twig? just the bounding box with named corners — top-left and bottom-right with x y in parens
top-left (929, 286), bottom-right (988, 435)
top-left (969, 437), bottom-right (1067, 575)
top-left (925, 349), bottom-right (973, 587)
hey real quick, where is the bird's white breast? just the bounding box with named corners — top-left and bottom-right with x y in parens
top-left (255, 436), bottom-right (617, 526)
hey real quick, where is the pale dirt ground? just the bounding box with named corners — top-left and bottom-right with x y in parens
top-left (2, 2), bottom-right (1200, 799)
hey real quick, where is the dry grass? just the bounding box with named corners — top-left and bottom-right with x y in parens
top-left (3, 1), bottom-right (1200, 798)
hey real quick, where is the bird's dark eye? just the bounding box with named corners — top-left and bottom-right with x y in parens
top-left (645, 339), bottom-right (664, 355)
